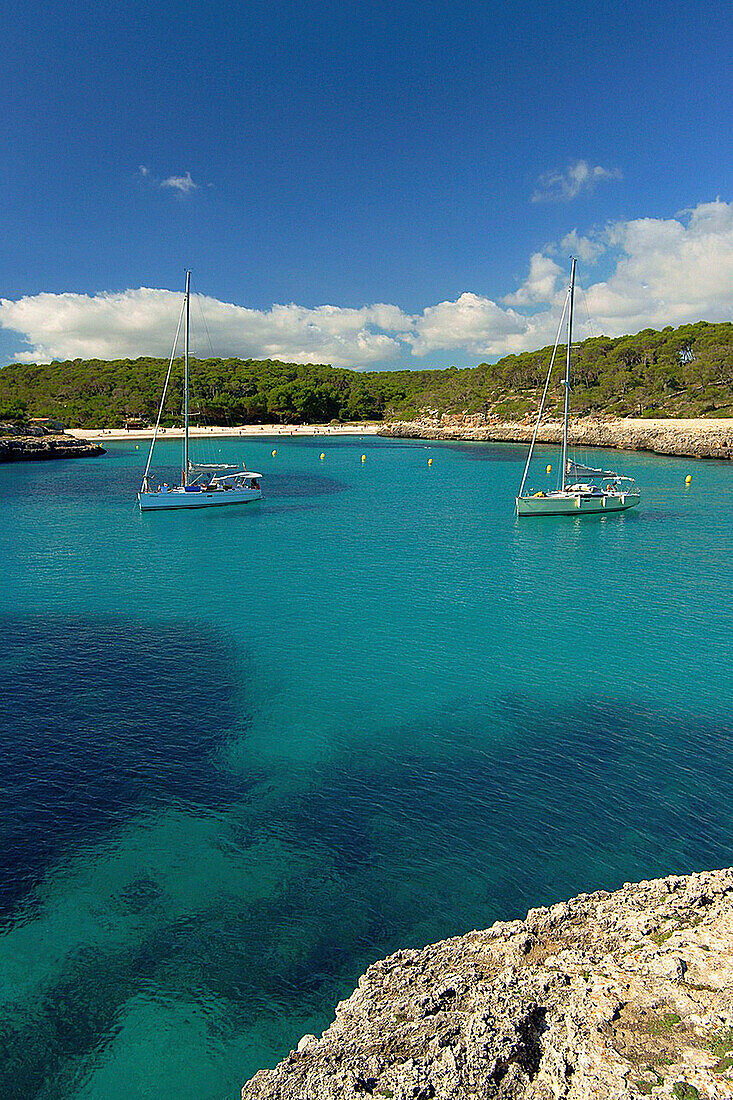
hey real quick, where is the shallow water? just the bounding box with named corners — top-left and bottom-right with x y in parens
top-left (1, 435), bottom-right (731, 1099)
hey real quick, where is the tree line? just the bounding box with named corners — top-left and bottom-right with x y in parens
top-left (1, 320), bottom-right (731, 428)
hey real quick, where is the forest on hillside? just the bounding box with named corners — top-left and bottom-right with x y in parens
top-left (0, 320), bottom-right (731, 428)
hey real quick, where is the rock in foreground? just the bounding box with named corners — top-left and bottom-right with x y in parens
top-left (242, 869), bottom-right (733, 1099)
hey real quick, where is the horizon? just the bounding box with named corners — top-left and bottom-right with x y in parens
top-left (2, 0), bottom-right (731, 368)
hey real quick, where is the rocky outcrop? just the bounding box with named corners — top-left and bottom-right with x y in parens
top-left (242, 869), bottom-right (733, 1099)
top-left (0, 434), bottom-right (105, 461)
top-left (378, 415), bottom-right (733, 460)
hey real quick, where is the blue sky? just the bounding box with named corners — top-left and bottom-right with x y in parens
top-left (1, 0), bottom-right (731, 367)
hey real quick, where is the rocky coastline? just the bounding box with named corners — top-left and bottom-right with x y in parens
top-left (0, 434), bottom-right (106, 462)
top-left (242, 868), bottom-right (733, 1099)
top-left (378, 415), bottom-right (733, 461)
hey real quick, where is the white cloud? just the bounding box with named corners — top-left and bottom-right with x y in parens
top-left (160, 171), bottom-right (197, 194)
top-left (582, 200), bottom-right (733, 331)
top-left (532, 159), bottom-right (622, 203)
top-left (503, 253), bottom-right (563, 306)
top-left (409, 294), bottom-right (526, 358)
top-left (1, 200), bottom-right (731, 368)
top-left (0, 290), bottom-right (410, 367)
top-left (558, 229), bottom-right (605, 263)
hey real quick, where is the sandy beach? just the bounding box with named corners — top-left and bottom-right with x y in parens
top-left (68, 423), bottom-right (381, 442)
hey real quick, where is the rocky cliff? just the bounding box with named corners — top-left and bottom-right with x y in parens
top-left (378, 416), bottom-right (733, 461)
top-left (242, 869), bottom-right (733, 1099)
top-left (0, 434), bottom-right (105, 461)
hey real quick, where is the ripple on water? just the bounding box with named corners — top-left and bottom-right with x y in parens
top-left (0, 440), bottom-right (731, 1100)
top-left (1, 679), bottom-right (732, 1099)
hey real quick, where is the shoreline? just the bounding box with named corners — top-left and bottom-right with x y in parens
top-left (64, 416), bottom-right (733, 459)
top-left (242, 868), bottom-right (733, 1100)
top-left (378, 415), bottom-right (733, 460)
top-left (67, 423), bottom-right (381, 442)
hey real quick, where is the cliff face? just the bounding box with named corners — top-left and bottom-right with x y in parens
top-left (242, 869), bottom-right (733, 1100)
top-left (0, 434), bottom-right (105, 461)
top-left (378, 416), bottom-right (733, 460)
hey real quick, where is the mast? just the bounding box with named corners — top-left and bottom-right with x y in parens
top-left (561, 257), bottom-right (576, 491)
top-left (183, 270), bottom-right (191, 485)
top-left (516, 289), bottom-right (570, 501)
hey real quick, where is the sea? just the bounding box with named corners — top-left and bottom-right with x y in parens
top-left (1, 433), bottom-right (731, 1099)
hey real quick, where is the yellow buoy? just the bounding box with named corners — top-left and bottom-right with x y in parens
top-left (135, 444), bottom-right (139, 450)
top-left (320, 452), bottom-right (325, 460)
top-left (361, 454), bottom-right (366, 463)
top-left (272, 449), bottom-right (277, 457)
top-left (685, 474), bottom-right (692, 485)
top-left (546, 464), bottom-right (552, 474)
top-left (428, 457), bottom-right (433, 466)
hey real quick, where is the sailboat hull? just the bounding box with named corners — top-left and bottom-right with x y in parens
top-left (138, 487), bottom-right (262, 511)
top-left (516, 490), bottom-right (640, 517)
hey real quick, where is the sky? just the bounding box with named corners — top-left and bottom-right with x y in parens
top-left (1, 0), bottom-right (731, 368)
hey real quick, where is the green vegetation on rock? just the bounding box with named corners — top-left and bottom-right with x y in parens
top-left (708, 1028), bottom-right (733, 1061)
top-left (672, 1082), bottom-right (700, 1099)
top-left (0, 320), bottom-right (731, 428)
top-left (649, 1013), bottom-right (682, 1035)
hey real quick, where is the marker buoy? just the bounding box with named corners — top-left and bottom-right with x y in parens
top-left (685, 474), bottom-right (692, 485)
top-left (428, 457), bottom-right (433, 466)
top-left (320, 452), bottom-right (325, 460)
top-left (272, 449), bottom-right (277, 457)
top-left (361, 454), bottom-right (366, 463)
top-left (546, 464), bottom-right (552, 474)
top-left (135, 444), bottom-right (139, 450)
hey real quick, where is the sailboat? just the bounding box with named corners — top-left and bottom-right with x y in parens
top-left (138, 271), bottom-right (263, 511)
top-left (515, 258), bottom-right (640, 517)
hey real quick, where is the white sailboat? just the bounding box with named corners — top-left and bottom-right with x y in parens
top-left (138, 271), bottom-right (263, 511)
top-left (515, 258), bottom-right (640, 518)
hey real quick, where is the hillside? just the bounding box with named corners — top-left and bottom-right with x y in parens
top-left (0, 321), bottom-right (731, 428)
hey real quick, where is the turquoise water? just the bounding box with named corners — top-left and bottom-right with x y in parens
top-left (1, 434), bottom-right (731, 1099)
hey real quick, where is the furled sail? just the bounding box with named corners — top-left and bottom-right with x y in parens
top-left (188, 462), bottom-right (240, 471)
top-left (566, 459), bottom-right (620, 480)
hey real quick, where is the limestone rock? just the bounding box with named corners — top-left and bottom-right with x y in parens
top-left (0, 434), bottom-right (105, 461)
top-left (378, 416), bottom-right (733, 460)
top-left (242, 869), bottom-right (733, 1099)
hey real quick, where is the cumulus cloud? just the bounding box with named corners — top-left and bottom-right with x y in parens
top-left (503, 253), bottom-right (563, 306)
top-left (1, 200), bottom-right (731, 367)
top-left (532, 160), bottom-right (622, 203)
top-left (409, 294), bottom-right (526, 358)
top-left (558, 229), bottom-right (605, 263)
top-left (582, 200), bottom-right (733, 331)
top-left (160, 171), bottom-right (197, 194)
top-left (0, 290), bottom-right (410, 367)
